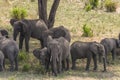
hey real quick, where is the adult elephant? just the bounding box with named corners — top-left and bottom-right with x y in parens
top-left (100, 38), bottom-right (120, 63)
top-left (0, 36), bottom-right (19, 71)
top-left (42, 26), bottom-right (71, 47)
top-left (12, 19), bottom-right (48, 52)
top-left (70, 41), bottom-right (106, 72)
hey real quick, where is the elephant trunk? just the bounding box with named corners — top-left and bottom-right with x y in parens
top-left (51, 55), bottom-right (57, 76)
top-left (13, 30), bottom-right (19, 41)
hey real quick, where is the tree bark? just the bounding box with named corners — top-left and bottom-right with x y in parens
top-left (47, 0), bottom-right (60, 29)
top-left (38, 0), bottom-right (60, 29)
top-left (38, 0), bottom-right (47, 25)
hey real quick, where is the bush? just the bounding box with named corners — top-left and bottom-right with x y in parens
top-left (34, 65), bottom-right (46, 74)
top-left (10, 7), bottom-right (27, 20)
top-left (22, 64), bottom-right (31, 72)
top-left (105, 0), bottom-right (117, 12)
top-left (82, 24), bottom-right (93, 37)
top-left (89, 0), bottom-right (99, 9)
top-left (85, 4), bottom-right (92, 12)
top-left (85, 0), bottom-right (99, 10)
top-left (18, 51), bottom-right (28, 62)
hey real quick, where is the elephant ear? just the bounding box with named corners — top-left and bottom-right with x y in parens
top-left (19, 21), bottom-right (29, 33)
top-left (89, 42), bottom-right (99, 55)
top-left (33, 49), bottom-right (40, 59)
top-left (119, 33), bottom-right (120, 40)
top-left (116, 39), bottom-right (120, 47)
top-left (10, 18), bottom-right (18, 26)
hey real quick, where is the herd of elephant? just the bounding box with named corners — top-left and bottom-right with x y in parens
top-left (0, 18), bottom-right (120, 76)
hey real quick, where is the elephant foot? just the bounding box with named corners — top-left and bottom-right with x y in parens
top-left (9, 67), bottom-right (14, 72)
top-left (71, 66), bottom-right (76, 70)
top-left (102, 70), bottom-right (107, 72)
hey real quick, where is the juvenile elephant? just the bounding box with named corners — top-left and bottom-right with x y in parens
top-left (100, 38), bottom-right (120, 63)
top-left (0, 36), bottom-right (19, 71)
top-left (47, 39), bottom-right (62, 76)
top-left (70, 41), bottom-right (106, 72)
top-left (12, 19), bottom-right (48, 52)
top-left (42, 26), bottom-right (71, 47)
top-left (0, 29), bottom-right (9, 38)
top-left (0, 50), bottom-right (4, 71)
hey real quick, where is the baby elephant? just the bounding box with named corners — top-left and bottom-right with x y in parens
top-left (70, 41), bottom-right (106, 72)
top-left (0, 51), bottom-right (4, 71)
top-left (0, 36), bottom-right (19, 71)
top-left (33, 47), bottom-right (49, 69)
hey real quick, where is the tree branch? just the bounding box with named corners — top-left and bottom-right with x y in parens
top-left (47, 0), bottom-right (60, 29)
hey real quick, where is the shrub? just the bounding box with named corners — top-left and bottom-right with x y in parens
top-left (85, 0), bottom-right (99, 11)
top-left (89, 0), bottom-right (99, 9)
top-left (18, 51), bottom-right (28, 62)
top-left (22, 64), bottom-right (31, 72)
top-left (105, 0), bottom-right (117, 12)
top-left (85, 4), bottom-right (92, 12)
top-left (82, 24), bottom-right (93, 37)
top-left (34, 65), bottom-right (46, 74)
top-left (10, 7), bottom-right (27, 20)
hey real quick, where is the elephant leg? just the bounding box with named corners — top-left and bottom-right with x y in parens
top-left (62, 60), bottom-right (65, 71)
top-left (58, 58), bottom-right (62, 73)
top-left (9, 60), bottom-right (14, 71)
top-left (85, 56), bottom-right (91, 71)
top-left (66, 58), bottom-right (69, 70)
top-left (19, 34), bottom-right (25, 50)
top-left (71, 58), bottom-right (76, 70)
top-left (111, 49), bottom-right (116, 61)
top-left (93, 55), bottom-right (97, 71)
top-left (14, 57), bottom-right (18, 71)
top-left (25, 36), bottom-right (30, 52)
top-left (3, 59), bottom-right (5, 69)
top-left (98, 54), bottom-right (102, 63)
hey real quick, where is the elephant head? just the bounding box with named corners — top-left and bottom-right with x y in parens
top-left (90, 42), bottom-right (106, 71)
top-left (10, 18), bottom-right (18, 26)
top-left (13, 21), bottom-right (29, 41)
top-left (47, 39), bottom-right (62, 76)
top-left (33, 47), bottom-right (48, 65)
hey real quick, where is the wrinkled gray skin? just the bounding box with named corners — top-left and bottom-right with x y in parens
top-left (47, 37), bottom-right (62, 76)
top-left (100, 38), bottom-right (120, 63)
top-left (70, 41), bottom-right (106, 72)
top-left (0, 36), bottom-right (19, 71)
top-left (47, 36), bottom-right (70, 76)
top-left (0, 50), bottom-right (4, 71)
top-left (33, 47), bottom-right (50, 69)
top-left (42, 26), bottom-right (71, 47)
top-left (33, 36), bottom-right (70, 76)
top-left (12, 19), bottom-right (48, 52)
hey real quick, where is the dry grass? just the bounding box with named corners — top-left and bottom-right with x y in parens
top-left (0, 0), bottom-right (120, 80)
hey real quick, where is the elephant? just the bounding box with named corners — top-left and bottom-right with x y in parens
top-left (0, 50), bottom-right (4, 71)
top-left (100, 38), bottom-right (120, 63)
top-left (47, 37), bottom-right (62, 76)
top-left (70, 41), bottom-right (106, 72)
top-left (33, 47), bottom-right (50, 67)
top-left (10, 18), bottom-right (18, 26)
top-left (0, 29), bottom-right (9, 38)
top-left (0, 36), bottom-right (19, 71)
top-left (33, 36), bottom-right (70, 76)
top-left (42, 26), bottom-right (71, 47)
top-left (12, 19), bottom-right (48, 52)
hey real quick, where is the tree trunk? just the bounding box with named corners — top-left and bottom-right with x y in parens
top-left (38, 0), bottom-right (47, 25)
top-left (38, 0), bottom-right (60, 29)
top-left (47, 0), bottom-right (60, 29)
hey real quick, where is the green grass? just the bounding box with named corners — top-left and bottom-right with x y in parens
top-left (1, 0), bottom-right (120, 80)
